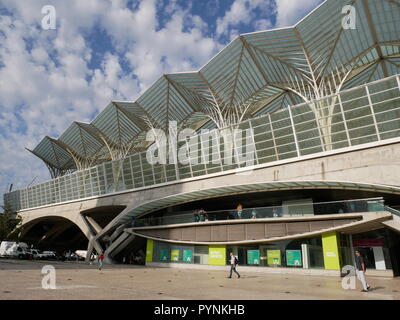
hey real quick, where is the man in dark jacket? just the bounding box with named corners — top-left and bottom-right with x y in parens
top-left (355, 250), bottom-right (371, 292)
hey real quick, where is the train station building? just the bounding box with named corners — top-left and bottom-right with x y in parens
top-left (4, 0), bottom-right (400, 276)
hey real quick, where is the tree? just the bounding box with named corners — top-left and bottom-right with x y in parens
top-left (0, 203), bottom-right (23, 242)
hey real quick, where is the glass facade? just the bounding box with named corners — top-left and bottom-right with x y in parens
top-left (148, 229), bottom-right (396, 272)
top-left (340, 229), bottom-right (393, 270)
top-left (149, 236), bottom-right (325, 269)
top-left (151, 241), bottom-right (210, 265)
top-left (4, 75), bottom-right (400, 212)
top-left (227, 237), bottom-right (324, 269)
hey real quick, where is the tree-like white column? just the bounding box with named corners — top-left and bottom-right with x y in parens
top-left (285, 52), bottom-right (353, 151)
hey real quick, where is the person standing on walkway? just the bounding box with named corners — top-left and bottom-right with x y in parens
top-left (228, 252), bottom-right (240, 279)
top-left (236, 204), bottom-right (243, 219)
top-left (98, 252), bottom-right (104, 270)
top-left (355, 250), bottom-right (371, 292)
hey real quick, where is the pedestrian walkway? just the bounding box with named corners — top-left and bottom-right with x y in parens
top-left (0, 260), bottom-right (399, 300)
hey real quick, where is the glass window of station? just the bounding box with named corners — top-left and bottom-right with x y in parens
top-left (150, 227), bottom-right (396, 272)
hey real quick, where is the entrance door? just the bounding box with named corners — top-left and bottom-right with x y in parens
top-left (372, 247), bottom-right (386, 270)
top-left (354, 247), bottom-right (375, 269)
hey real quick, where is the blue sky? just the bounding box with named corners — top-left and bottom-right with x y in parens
top-left (0, 0), bottom-right (323, 205)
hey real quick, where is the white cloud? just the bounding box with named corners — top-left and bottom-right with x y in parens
top-left (0, 0), bottom-right (220, 202)
top-left (274, 0), bottom-right (322, 28)
top-left (0, 0), bottom-right (324, 205)
top-left (253, 18), bottom-right (273, 31)
top-left (216, 0), bottom-right (273, 38)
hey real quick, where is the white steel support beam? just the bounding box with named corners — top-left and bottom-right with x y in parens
top-left (287, 106), bottom-right (301, 157)
top-left (268, 114), bottom-right (279, 161)
top-left (248, 121), bottom-right (259, 166)
top-left (138, 153), bottom-right (146, 186)
top-left (129, 156), bottom-right (136, 189)
top-left (338, 94), bottom-right (352, 147)
top-left (365, 86), bottom-right (381, 141)
top-left (396, 74), bottom-right (400, 93)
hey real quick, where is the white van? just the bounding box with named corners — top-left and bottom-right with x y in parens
top-left (0, 241), bottom-right (29, 259)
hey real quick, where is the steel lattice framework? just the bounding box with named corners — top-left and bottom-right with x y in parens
top-left (29, 0), bottom-right (400, 176)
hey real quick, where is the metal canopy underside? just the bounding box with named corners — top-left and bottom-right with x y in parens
top-left (31, 0), bottom-right (400, 173)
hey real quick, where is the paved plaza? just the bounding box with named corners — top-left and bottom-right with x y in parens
top-left (0, 259), bottom-right (399, 300)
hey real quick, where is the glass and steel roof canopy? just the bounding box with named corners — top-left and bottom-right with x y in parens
top-left (29, 0), bottom-right (400, 175)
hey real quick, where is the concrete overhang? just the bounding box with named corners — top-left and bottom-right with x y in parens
top-left (125, 211), bottom-right (391, 245)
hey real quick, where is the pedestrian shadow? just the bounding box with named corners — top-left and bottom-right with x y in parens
top-left (369, 286), bottom-right (385, 291)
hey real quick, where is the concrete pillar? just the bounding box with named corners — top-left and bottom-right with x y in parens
top-left (349, 234), bottom-right (356, 267)
top-left (301, 244), bottom-right (310, 269)
top-left (85, 242), bottom-right (94, 263)
top-left (322, 232), bottom-right (342, 270)
top-left (86, 216), bottom-right (103, 235)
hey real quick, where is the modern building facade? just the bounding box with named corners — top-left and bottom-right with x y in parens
top-left (4, 0), bottom-right (400, 276)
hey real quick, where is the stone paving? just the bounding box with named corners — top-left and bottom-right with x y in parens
top-left (0, 259), bottom-right (399, 300)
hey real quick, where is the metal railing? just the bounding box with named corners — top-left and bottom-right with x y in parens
top-left (130, 198), bottom-right (385, 227)
top-left (4, 74), bottom-right (400, 212)
top-left (384, 206), bottom-right (400, 217)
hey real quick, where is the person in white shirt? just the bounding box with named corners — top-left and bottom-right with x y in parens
top-left (228, 252), bottom-right (241, 278)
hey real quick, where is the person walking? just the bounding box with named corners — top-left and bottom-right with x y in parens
top-left (228, 252), bottom-right (240, 279)
top-left (98, 252), bottom-right (104, 270)
top-left (355, 250), bottom-right (371, 292)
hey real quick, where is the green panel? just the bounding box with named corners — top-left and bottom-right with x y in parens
top-left (171, 249), bottom-right (180, 262)
top-left (183, 249), bottom-right (193, 263)
top-left (145, 239), bottom-right (153, 263)
top-left (322, 232), bottom-right (341, 270)
top-left (159, 249), bottom-right (169, 261)
top-left (247, 250), bottom-right (260, 265)
top-left (208, 245), bottom-right (226, 265)
top-left (286, 250), bottom-right (302, 266)
top-left (267, 250), bottom-right (281, 266)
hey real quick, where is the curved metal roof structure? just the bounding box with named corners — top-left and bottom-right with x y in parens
top-left (30, 0), bottom-right (400, 175)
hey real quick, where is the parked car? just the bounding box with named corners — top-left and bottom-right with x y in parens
top-left (0, 241), bottom-right (31, 259)
top-left (64, 251), bottom-right (77, 261)
top-left (75, 250), bottom-right (87, 261)
top-left (27, 249), bottom-right (46, 260)
top-left (42, 251), bottom-right (58, 260)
